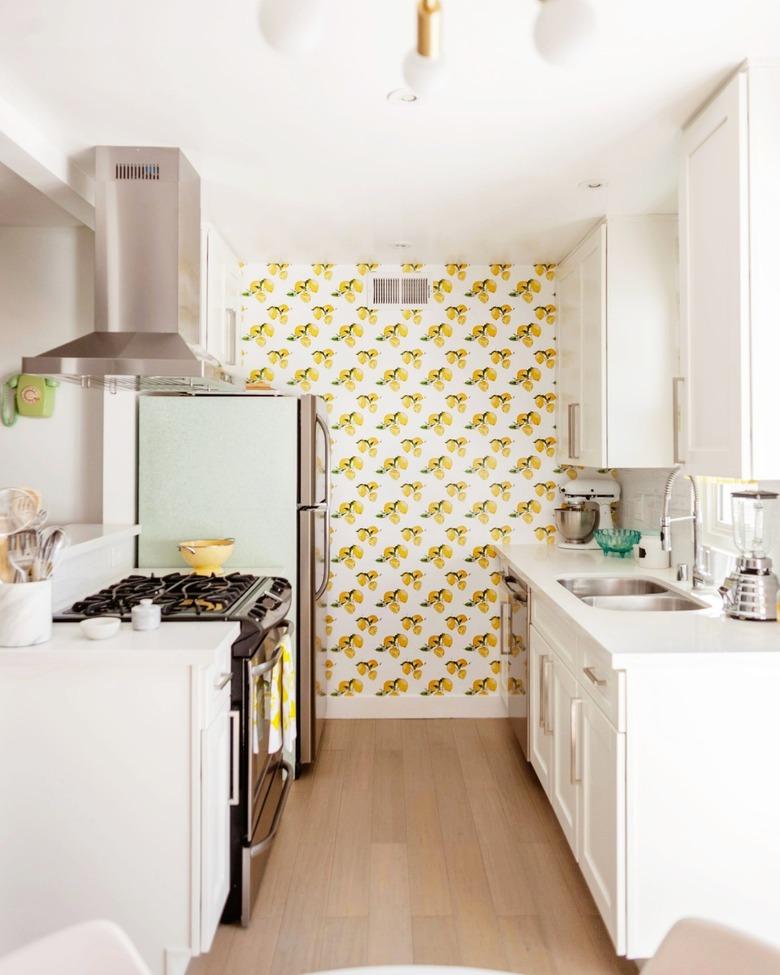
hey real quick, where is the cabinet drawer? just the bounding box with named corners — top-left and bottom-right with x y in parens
top-left (201, 643), bottom-right (232, 729)
top-left (579, 636), bottom-right (624, 731)
top-left (531, 593), bottom-right (581, 674)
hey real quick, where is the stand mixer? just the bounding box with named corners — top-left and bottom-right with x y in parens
top-left (719, 489), bottom-right (779, 621)
top-left (555, 478), bottom-right (621, 550)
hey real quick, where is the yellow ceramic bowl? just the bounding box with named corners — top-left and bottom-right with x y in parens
top-left (177, 538), bottom-right (235, 576)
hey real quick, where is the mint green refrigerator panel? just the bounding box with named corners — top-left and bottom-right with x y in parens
top-left (137, 396), bottom-right (299, 571)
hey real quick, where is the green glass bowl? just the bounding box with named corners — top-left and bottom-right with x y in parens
top-left (594, 529), bottom-right (641, 558)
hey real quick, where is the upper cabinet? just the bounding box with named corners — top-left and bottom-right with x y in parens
top-left (557, 216), bottom-right (677, 469)
top-left (201, 225), bottom-right (242, 368)
top-left (680, 63), bottom-right (780, 479)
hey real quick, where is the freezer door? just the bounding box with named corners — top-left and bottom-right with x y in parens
top-left (299, 395), bottom-right (330, 508)
top-left (297, 506), bottom-right (329, 765)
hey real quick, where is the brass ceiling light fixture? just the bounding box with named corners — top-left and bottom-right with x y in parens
top-left (402, 0), bottom-right (446, 98)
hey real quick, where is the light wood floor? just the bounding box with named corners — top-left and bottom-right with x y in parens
top-left (191, 719), bottom-right (636, 975)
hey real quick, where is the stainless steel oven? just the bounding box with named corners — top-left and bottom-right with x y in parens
top-left (224, 619), bottom-right (294, 926)
top-left (501, 572), bottom-right (530, 760)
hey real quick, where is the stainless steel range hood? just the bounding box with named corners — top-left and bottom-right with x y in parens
top-left (23, 146), bottom-right (236, 391)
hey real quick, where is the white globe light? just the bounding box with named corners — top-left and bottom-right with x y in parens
top-left (259, 0), bottom-right (325, 56)
top-left (533, 0), bottom-right (595, 66)
top-left (402, 48), bottom-right (447, 99)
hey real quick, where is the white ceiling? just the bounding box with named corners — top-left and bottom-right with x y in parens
top-left (0, 0), bottom-right (779, 261)
top-left (0, 161), bottom-right (80, 226)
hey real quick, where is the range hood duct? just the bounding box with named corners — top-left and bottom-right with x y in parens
top-left (23, 146), bottom-right (235, 391)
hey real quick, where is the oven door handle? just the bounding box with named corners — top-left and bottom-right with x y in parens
top-left (249, 760), bottom-right (294, 858)
top-left (249, 621), bottom-right (294, 679)
top-left (503, 574), bottom-right (528, 603)
top-left (229, 710), bottom-right (240, 806)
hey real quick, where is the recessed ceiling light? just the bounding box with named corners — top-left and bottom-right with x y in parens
top-left (394, 241), bottom-right (413, 249)
top-left (579, 179), bottom-right (607, 190)
top-left (387, 87), bottom-right (418, 104)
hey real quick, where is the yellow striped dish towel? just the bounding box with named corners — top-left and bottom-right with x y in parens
top-left (268, 631), bottom-right (296, 754)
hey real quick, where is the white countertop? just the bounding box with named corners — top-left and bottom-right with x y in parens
top-left (498, 544), bottom-right (780, 664)
top-left (0, 620), bottom-right (240, 665)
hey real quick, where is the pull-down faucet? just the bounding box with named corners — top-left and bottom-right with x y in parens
top-left (660, 468), bottom-right (712, 590)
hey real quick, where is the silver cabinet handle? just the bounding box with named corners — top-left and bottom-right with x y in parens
top-left (567, 403), bottom-right (575, 460)
top-left (500, 603), bottom-right (512, 656)
top-left (315, 412), bottom-right (332, 508)
top-left (249, 760), bottom-right (294, 858)
top-left (250, 621), bottom-right (294, 678)
top-left (543, 657), bottom-right (553, 735)
top-left (538, 654), bottom-right (546, 729)
top-left (503, 574), bottom-right (528, 602)
top-left (583, 665), bottom-right (607, 687)
top-left (229, 710), bottom-right (240, 806)
top-left (215, 672), bottom-right (232, 690)
top-left (672, 377), bottom-right (685, 465)
top-left (314, 506), bottom-right (331, 601)
top-left (570, 698), bottom-right (582, 785)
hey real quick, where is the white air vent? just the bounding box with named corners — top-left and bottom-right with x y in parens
top-left (114, 163), bottom-right (160, 180)
top-left (370, 276), bottom-right (430, 306)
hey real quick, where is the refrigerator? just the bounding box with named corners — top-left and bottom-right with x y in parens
top-left (137, 392), bottom-right (331, 768)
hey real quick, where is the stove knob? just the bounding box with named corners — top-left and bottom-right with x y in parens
top-left (271, 579), bottom-right (287, 594)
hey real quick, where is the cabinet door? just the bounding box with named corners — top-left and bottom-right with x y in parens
top-left (550, 657), bottom-right (580, 857)
top-left (680, 72), bottom-right (751, 477)
top-left (529, 628), bottom-right (553, 795)
top-left (556, 256), bottom-right (581, 465)
top-left (200, 704), bottom-right (232, 951)
top-left (578, 695), bottom-right (626, 953)
top-left (556, 225), bottom-right (606, 467)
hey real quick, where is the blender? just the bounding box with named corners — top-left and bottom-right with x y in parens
top-left (719, 490), bottom-right (779, 621)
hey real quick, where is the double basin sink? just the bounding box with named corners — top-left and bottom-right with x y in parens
top-left (557, 576), bottom-right (708, 612)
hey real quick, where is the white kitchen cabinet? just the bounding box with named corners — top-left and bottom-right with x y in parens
top-left (200, 702), bottom-right (232, 952)
top-left (549, 654), bottom-right (580, 857)
top-left (529, 627), bottom-right (552, 795)
top-left (201, 224), bottom-right (242, 366)
top-left (577, 694), bottom-right (625, 952)
top-left (556, 216), bottom-right (677, 468)
top-left (680, 62), bottom-right (780, 478)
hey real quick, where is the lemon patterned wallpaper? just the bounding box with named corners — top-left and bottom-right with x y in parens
top-left (239, 262), bottom-right (558, 704)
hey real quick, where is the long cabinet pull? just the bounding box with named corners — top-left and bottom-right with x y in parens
top-left (672, 377), bottom-right (685, 464)
top-left (538, 655), bottom-right (546, 729)
top-left (249, 760), bottom-right (294, 858)
top-left (583, 665), bottom-right (607, 687)
top-left (500, 603), bottom-right (512, 656)
top-left (543, 658), bottom-right (553, 735)
top-left (229, 710), bottom-right (240, 806)
top-left (570, 698), bottom-right (582, 785)
top-left (568, 403), bottom-right (580, 460)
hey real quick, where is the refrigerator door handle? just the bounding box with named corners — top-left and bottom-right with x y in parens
top-left (314, 505), bottom-right (331, 601)
top-left (315, 412), bottom-right (332, 508)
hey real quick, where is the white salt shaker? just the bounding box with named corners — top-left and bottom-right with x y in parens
top-left (131, 598), bottom-right (161, 631)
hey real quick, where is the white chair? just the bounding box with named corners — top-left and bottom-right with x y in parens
top-left (0, 920), bottom-right (152, 975)
top-left (643, 918), bottom-right (780, 975)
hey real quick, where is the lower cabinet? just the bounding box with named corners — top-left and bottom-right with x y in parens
top-left (200, 702), bottom-right (232, 952)
top-left (529, 622), bottom-right (626, 954)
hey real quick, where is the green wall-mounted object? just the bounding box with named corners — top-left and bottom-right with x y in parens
top-left (1, 374), bottom-right (59, 427)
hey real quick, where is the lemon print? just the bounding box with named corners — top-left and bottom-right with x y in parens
top-left (466, 677), bottom-right (498, 696)
top-left (378, 323), bottom-right (408, 346)
top-left (333, 500), bottom-right (364, 523)
top-left (534, 391), bottom-right (557, 413)
top-left (465, 322), bottom-right (497, 346)
top-left (420, 455), bottom-right (453, 479)
top-left (465, 455), bottom-right (498, 480)
top-left (356, 305), bottom-right (379, 323)
top-left (312, 301), bottom-right (335, 322)
top-left (421, 589), bottom-right (453, 613)
top-left (376, 367), bottom-right (408, 391)
top-left (401, 348), bottom-right (424, 368)
top-left (331, 589), bottom-right (364, 613)
top-left (356, 481), bottom-right (379, 501)
top-left (333, 367), bottom-right (364, 391)
top-left (331, 278), bottom-right (363, 303)
top-left (490, 303), bottom-right (513, 324)
top-left (377, 410), bottom-right (408, 434)
top-left (466, 499), bottom-right (498, 524)
top-left (400, 481), bottom-right (424, 501)
top-left (445, 525), bottom-right (468, 545)
top-left (287, 366), bottom-right (319, 391)
top-left (356, 614), bottom-right (379, 635)
top-left (401, 569), bottom-right (424, 591)
top-left (511, 322), bottom-right (542, 346)
top-left (357, 392), bottom-right (379, 413)
top-left (534, 263), bottom-right (557, 280)
top-left (376, 544), bottom-right (408, 568)
top-left (466, 410), bottom-right (497, 435)
top-left (333, 411), bottom-right (364, 435)
top-left (267, 304), bottom-right (289, 323)
top-left (402, 308), bottom-right (423, 324)
top-left (377, 678), bottom-right (409, 697)
top-left (490, 263), bottom-right (512, 280)
top-left (465, 544), bottom-right (496, 568)
top-left (242, 322), bottom-right (274, 347)
top-left (509, 278), bottom-right (542, 303)
top-left (510, 455), bottom-right (543, 478)
top-left (267, 263), bottom-right (289, 279)
top-left (534, 436), bottom-right (557, 457)
top-left (421, 367), bottom-right (453, 391)
top-left (421, 544), bottom-right (453, 569)
top-left (465, 589), bottom-right (498, 613)
top-left (445, 348), bottom-right (469, 369)
top-left (244, 278), bottom-right (274, 302)
top-left (377, 501), bottom-right (408, 524)
top-left (465, 632), bottom-right (497, 657)
top-left (376, 455), bottom-right (409, 479)
top-left (312, 263), bottom-right (335, 279)
top-left (490, 348), bottom-right (513, 369)
top-left (510, 366), bottom-right (542, 390)
top-left (445, 392), bottom-right (469, 414)
top-left (534, 525), bottom-right (557, 543)
top-left (247, 367), bottom-right (274, 384)
top-left (401, 525), bottom-right (424, 546)
top-left (421, 499), bottom-right (453, 524)
top-left (401, 437), bottom-right (424, 457)
top-left (554, 464), bottom-right (580, 480)
top-left (312, 347), bottom-right (335, 368)
top-left (422, 678), bottom-right (454, 696)
top-left (333, 678), bottom-right (364, 697)
top-left (534, 304), bottom-right (557, 324)
top-left (490, 480), bottom-right (513, 501)
top-left (334, 455), bottom-right (364, 479)
top-left (489, 525), bottom-right (513, 543)
top-left (445, 263), bottom-right (468, 279)
top-left (445, 570), bottom-right (469, 591)
top-left (510, 411), bottom-right (542, 435)
top-left (376, 589), bottom-right (408, 613)
top-left (401, 614), bottom-right (424, 634)
top-left (356, 570), bottom-right (379, 590)
top-left (432, 278), bottom-right (453, 303)
top-left (357, 526), bottom-right (380, 546)
top-left (511, 500), bottom-right (542, 523)
top-left (534, 480), bottom-right (557, 500)
top-left (421, 411), bottom-right (452, 435)
top-left (445, 615), bottom-right (469, 636)
top-left (356, 262), bottom-right (379, 275)
top-left (422, 633), bottom-right (453, 657)
top-left (446, 658), bottom-right (469, 679)
top-left (535, 348), bottom-right (557, 369)
top-left (400, 659), bottom-right (425, 679)
top-left (445, 480), bottom-right (467, 501)
top-left (444, 304), bottom-right (468, 324)
top-left (465, 279), bottom-right (497, 303)
top-left (445, 437), bottom-right (467, 457)
top-left (287, 278), bottom-right (319, 302)
top-left (332, 634), bottom-right (363, 658)
top-left (332, 544), bottom-right (364, 568)
top-left (288, 322), bottom-right (319, 347)
top-left (402, 391), bottom-right (425, 413)
top-left (377, 633), bottom-right (409, 656)
top-left (356, 437), bottom-right (379, 457)
top-left (356, 659), bottom-right (379, 681)
top-left (489, 437), bottom-right (513, 457)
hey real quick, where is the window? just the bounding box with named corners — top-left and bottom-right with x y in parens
top-left (700, 477), bottom-right (757, 553)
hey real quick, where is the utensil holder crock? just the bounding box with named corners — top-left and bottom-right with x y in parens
top-left (0, 579), bottom-right (52, 647)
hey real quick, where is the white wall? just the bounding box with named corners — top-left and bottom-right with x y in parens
top-left (0, 226), bottom-right (102, 523)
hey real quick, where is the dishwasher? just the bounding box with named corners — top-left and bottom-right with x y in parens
top-left (500, 571), bottom-right (530, 760)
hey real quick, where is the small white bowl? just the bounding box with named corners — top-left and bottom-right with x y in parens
top-left (80, 617), bottom-right (121, 640)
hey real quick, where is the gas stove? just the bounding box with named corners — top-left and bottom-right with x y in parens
top-left (56, 571), bottom-right (291, 634)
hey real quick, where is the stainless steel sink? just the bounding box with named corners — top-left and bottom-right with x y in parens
top-left (557, 576), bottom-right (708, 612)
